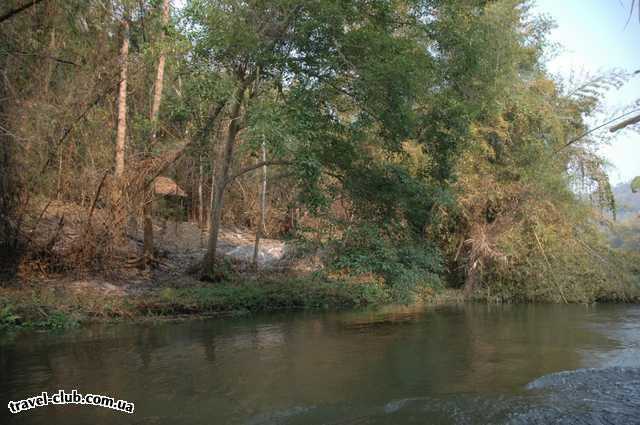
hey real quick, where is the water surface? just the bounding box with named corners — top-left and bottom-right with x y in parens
top-left (1, 304), bottom-right (639, 424)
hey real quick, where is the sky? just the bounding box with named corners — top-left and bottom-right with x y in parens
top-left (533, 0), bottom-right (640, 185)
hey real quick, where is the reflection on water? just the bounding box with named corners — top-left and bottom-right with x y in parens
top-left (1, 304), bottom-right (639, 424)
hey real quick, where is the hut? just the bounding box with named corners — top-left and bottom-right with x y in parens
top-left (154, 176), bottom-right (187, 197)
top-left (153, 176), bottom-right (188, 221)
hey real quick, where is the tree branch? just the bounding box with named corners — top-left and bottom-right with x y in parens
top-left (224, 160), bottom-right (292, 188)
top-left (609, 112), bottom-right (640, 133)
top-left (8, 49), bottom-right (79, 66)
top-left (0, 0), bottom-right (44, 24)
top-left (556, 107), bottom-right (640, 152)
top-left (141, 100), bottom-right (228, 188)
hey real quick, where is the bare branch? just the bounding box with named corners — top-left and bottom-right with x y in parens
top-left (556, 107), bottom-right (640, 152)
top-left (0, 0), bottom-right (44, 24)
top-left (224, 160), bottom-right (292, 188)
top-left (40, 76), bottom-right (121, 173)
top-left (609, 112), bottom-right (640, 133)
top-left (8, 49), bottom-right (79, 66)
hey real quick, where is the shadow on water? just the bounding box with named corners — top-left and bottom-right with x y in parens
top-left (0, 304), bottom-right (639, 424)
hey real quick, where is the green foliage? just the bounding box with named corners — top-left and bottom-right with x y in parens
top-left (0, 294), bottom-right (78, 332)
top-left (3, 0), bottom-right (636, 308)
top-left (632, 176), bottom-right (640, 193)
top-left (144, 277), bottom-right (392, 315)
top-left (0, 304), bottom-right (20, 331)
top-left (331, 224), bottom-right (443, 302)
top-left (33, 311), bottom-right (79, 331)
top-left (176, 0), bottom-right (636, 303)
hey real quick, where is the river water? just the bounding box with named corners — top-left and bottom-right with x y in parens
top-left (1, 304), bottom-right (639, 424)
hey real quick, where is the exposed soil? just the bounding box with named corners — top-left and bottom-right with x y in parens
top-left (6, 201), bottom-right (323, 297)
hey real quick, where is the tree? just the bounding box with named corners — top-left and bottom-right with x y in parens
top-left (252, 141), bottom-right (267, 269)
top-left (186, 0), bottom-right (548, 284)
top-left (143, 0), bottom-right (171, 266)
top-left (3, 0), bottom-right (635, 302)
top-left (185, 1), bottom-right (303, 276)
top-left (114, 19), bottom-right (129, 181)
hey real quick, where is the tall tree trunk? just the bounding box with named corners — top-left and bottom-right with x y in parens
top-left (143, 0), bottom-right (170, 266)
top-left (56, 148), bottom-right (63, 200)
top-left (207, 162), bottom-right (215, 230)
top-left (149, 0), bottom-right (169, 126)
top-left (0, 53), bottom-right (19, 268)
top-left (252, 142), bottom-right (267, 269)
top-left (112, 19), bottom-right (130, 239)
top-left (114, 20), bottom-right (129, 180)
top-left (203, 83), bottom-right (247, 276)
top-left (43, 29), bottom-right (55, 96)
top-left (198, 155), bottom-right (204, 226)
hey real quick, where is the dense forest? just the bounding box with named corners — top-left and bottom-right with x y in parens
top-left (1, 0), bottom-right (639, 323)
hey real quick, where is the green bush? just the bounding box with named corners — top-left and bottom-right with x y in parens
top-left (0, 292), bottom-right (80, 332)
top-left (32, 311), bottom-right (79, 330)
top-left (0, 303), bottom-right (20, 331)
top-left (139, 276), bottom-right (395, 316)
top-left (331, 224), bottom-right (443, 302)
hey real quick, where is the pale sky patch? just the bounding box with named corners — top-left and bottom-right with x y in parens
top-left (534, 0), bottom-right (640, 184)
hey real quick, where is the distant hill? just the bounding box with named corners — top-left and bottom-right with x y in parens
top-left (613, 181), bottom-right (640, 220)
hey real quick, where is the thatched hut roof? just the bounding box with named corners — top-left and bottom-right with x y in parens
top-left (154, 176), bottom-right (187, 197)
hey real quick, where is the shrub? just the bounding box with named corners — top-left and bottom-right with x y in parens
top-left (330, 224), bottom-right (443, 302)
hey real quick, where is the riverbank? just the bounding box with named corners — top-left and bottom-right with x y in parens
top-left (4, 207), bottom-right (639, 334)
top-left (0, 274), bottom-right (467, 332)
top-left (3, 269), bottom-right (640, 334)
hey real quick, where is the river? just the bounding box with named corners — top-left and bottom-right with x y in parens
top-left (1, 304), bottom-right (639, 424)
